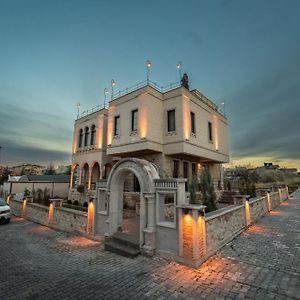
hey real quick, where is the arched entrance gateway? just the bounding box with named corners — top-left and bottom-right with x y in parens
top-left (96, 158), bottom-right (159, 254)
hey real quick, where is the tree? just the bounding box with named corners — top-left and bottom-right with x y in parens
top-left (0, 167), bottom-right (10, 184)
top-left (189, 177), bottom-right (197, 204)
top-left (63, 165), bottom-right (71, 175)
top-left (44, 162), bottom-right (56, 175)
top-left (200, 167), bottom-right (217, 212)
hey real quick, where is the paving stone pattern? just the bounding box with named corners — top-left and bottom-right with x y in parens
top-left (1, 192), bottom-right (300, 299)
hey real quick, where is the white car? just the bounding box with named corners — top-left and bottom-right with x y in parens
top-left (0, 198), bottom-right (11, 224)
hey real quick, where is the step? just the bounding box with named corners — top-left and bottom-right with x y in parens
top-left (112, 232), bottom-right (140, 250)
top-left (104, 239), bottom-right (140, 258)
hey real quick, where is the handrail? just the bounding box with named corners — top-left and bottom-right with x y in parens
top-left (77, 79), bottom-right (225, 119)
top-left (110, 80), bottom-right (181, 101)
top-left (77, 103), bottom-right (108, 120)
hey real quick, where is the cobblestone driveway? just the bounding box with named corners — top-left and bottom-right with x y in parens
top-left (1, 192), bottom-right (300, 299)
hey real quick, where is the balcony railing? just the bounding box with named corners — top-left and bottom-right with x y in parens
top-left (110, 80), bottom-right (181, 101)
top-left (77, 79), bottom-right (226, 120)
top-left (77, 103), bottom-right (108, 120)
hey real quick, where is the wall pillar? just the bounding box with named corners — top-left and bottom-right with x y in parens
top-left (278, 187), bottom-right (282, 202)
top-left (178, 205), bottom-right (206, 267)
top-left (177, 178), bottom-right (188, 205)
top-left (88, 167), bottom-right (92, 190)
top-left (267, 191), bottom-right (271, 212)
top-left (78, 167), bottom-right (82, 185)
top-left (70, 170), bottom-right (74, 188)
top-left (142, 193), bottom-right (156, 255)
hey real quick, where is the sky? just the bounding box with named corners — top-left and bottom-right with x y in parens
top-left (0, 0), bottom-right (299, 169)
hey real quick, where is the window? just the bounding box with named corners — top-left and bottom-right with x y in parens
top-left (84, 127), bottom-right (89, 147)
top-left (208, 121), bottom-right (213, 142)
top-left (156, 191), bottom-right (176, 228)
top-left (167, 109), bottom-right (176, 132)
top-left (191, 112), bottom-right (196, 134)
top-left (173, 160), bottom-right (179, 178)
top-left (114, 116), bottom-right (120, 136)
top-left (78, 129), bottom-right (83, 148)
top-left (90, 125), bottom-right (96, 145)
top-left (131, 109), bottom-right (138, 132)
top-left (97, 189), bottom-right (108, 215)
top-left (192, 163), bottom-right (196, 178)
top-left (183, 161), bottom-right (189, 191)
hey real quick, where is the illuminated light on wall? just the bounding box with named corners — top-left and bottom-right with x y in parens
top-left (87, 169), bottom-right (92, 190)
top-left (245, 200), bottom-right (251, 226)
top-left (97, 116), bottom-right (104, 149)
top-left (183, 95), bottom-right (190, 140)
top-left (22, 199), bottom-right (27, 218)
top-left (213, 114), bottom-right (219, 151)
top-left (107, 106), bottom-right (115, 145)
top-left (197, 215), bottom-right (206, 258)
top-left (267, 192), bottom-right (271, 212)
top-left (139, 107), bottom-right (148, 139)
top-left (48, 202), bottom-right (54, 224)
top-left (6, 195), bottom-right (10, 205)
top-left (87, 201), bottom-right (95, 234)
top-left (182, 213), bottom-right (194, 259)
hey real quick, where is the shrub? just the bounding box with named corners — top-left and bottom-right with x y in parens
top-left (189, 177), bottom-right (198, 204)
top-left (73, 200), bottom-right (79, 206)
top-left (77, 185), bottom-right (85, 193)
top-left (67, 199), bottom-right (72, 204)
top-left (200, 167), bottom-right (217, 212)
top-left (83, 202), bottom-right (88, 207)
top-left (24, 188), bottom-right (31, 197)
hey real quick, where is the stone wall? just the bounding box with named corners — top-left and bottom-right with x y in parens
top-left (205, 205), bottom-right (245, 257)
top-left (10, 199), bottom-right (88, 235)
top-left (178, 187), bottom-right (289, 267)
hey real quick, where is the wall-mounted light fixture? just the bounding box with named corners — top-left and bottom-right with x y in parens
top-left (183, 208), bottom-right (191, 215)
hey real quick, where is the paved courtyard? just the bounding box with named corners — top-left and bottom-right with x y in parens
top-left (1, 192), bottom-right (300, 300)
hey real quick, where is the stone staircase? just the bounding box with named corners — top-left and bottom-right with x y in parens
top-left (219, 190), bottom-right (239, 204)
top-left (104, 232), bottom-right (140, 258)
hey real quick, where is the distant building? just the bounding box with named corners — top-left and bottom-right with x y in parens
top-left (4, 175), bottom-right (70, 198)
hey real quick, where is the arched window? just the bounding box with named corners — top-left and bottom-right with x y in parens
top-left (90, 125), bottom-right (96, 145)
top-left (78, 129), bottom-right (83, 148)
top-left (84, 127), bottom-right (89, 147)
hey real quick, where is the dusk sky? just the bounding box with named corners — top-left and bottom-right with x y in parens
top-left (0, 0), bottom-right (299, 169)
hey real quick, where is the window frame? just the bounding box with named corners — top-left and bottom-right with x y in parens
top-left (173, 160), bottom-right (180, 178)
top-left (208, 121), bottom-right (213, 142)
top-left (78, 129), bottom-right (83, 148)
top-left (114, 115), bottom-right (120, 136)
top-left (131, 109), bottom-right (138, 132)
top-left (167, 109), bottom-right (176, 133)
top-left (84, 127), bottom-right (89, 147)
top-left (156, 190), bottom-right (177, 229)
top-left (90, 124), bottom-right (96, 146)
top-left (190, 111), bottom-right (196, 134)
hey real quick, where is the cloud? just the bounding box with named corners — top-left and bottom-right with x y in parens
top-left (0, 137), bottom-right (70, 166)
top-left (228, 52), bottom-right (300, 164)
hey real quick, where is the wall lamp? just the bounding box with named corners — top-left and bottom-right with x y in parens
top-left (198, 210), bottom-right (205, 217)
top-left (184, 208), bottom-right (191, 215)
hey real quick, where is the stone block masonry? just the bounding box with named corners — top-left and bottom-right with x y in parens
top-left (10, 199), bottom-right (89, 236)
top-left (179, 186), bottom-right (290, 267)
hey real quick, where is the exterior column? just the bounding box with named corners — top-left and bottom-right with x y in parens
top-left (78, 167), bottom-right (82, 185)
top-left (70, 170), bottom-right (74, 188)
top-left (88, 167), bottom-right (92, 190)
top-left (142, 193), bottom-right (156, 255)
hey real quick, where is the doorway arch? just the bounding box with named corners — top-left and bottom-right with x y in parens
top-left (107, 158), bottom-right (159, 247)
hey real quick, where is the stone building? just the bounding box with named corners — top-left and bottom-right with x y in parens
top-left (69, 79), bottom-right (229, 201)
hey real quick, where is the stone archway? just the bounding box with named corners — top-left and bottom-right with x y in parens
top-left (107, 158), bottom-right (159, 249)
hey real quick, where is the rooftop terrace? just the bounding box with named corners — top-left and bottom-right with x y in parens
top-left (77, 80), bottom-right (225, 120)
